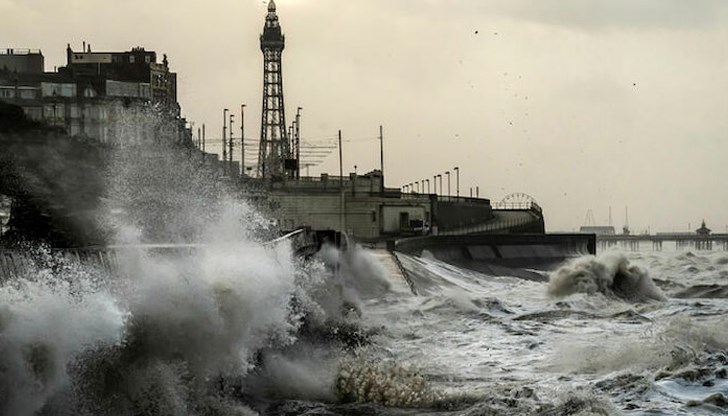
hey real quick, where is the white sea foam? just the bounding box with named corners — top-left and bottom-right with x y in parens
top-left (0, 264), bottom-right (126, 415)
top-left (336, 355), bottom-right (443, 408)
top-left (548, 253), bottom-right (665, 302)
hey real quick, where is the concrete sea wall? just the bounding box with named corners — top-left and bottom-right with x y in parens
top-left (395, 233), bottom-right (596, 281)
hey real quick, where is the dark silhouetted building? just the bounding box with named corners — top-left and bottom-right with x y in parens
top-left (0, 44), bottom-right (190, 145)
top-left (0, 49), bottom-right (44, 74)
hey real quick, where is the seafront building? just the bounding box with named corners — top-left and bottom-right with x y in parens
top-left (0, 46), bottom-right (191, 145)
top-left (246, 171), bottom-right (544, 241)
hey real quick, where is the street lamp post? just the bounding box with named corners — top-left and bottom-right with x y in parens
top-left (433, 175), bottom-right (437, 195)
top-left (296, 107), bottom-right (302, 179)
top-left (454, 167), bottom-right (460, 198)
top-left (222, 108), bottom-right (229, 174)
top-left (445, 171), bottom-right (451, 198)
top-left (437, 175), bottom-right (442, 197)
top-left (425, 179), bottom-right (430, 194)
top-left (229, 114), bottom-right (235, 166)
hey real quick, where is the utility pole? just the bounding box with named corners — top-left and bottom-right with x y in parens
top-left (338, 130), bottom-right (344, 233)
top-left (222, 108), bottom-right (228, 174)
top-left (229, 113), bottom-right (235, 165)
top-left (296, 108), bottom-right (302, 179)
top-left (241, 104), bottom-right (246, 176)
top-left (379, 125), bottom-right (384, 194)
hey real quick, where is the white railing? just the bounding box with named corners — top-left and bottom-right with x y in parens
top-left (439, 212), bottom-right (540, 236)
top-left (492, 201), bottom-right (542, 213)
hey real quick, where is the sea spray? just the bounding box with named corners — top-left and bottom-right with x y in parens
top-left (548, 253), bottom-right (665, 302)
top-left (0, 259), bottom-right (126, 416)
top-left (0, 228), bottom-right (394, 413)
top-left (336, 355), bottom-right (443, 407)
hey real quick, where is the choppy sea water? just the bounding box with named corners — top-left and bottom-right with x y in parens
top-left (357, 249), bottom-right (728, 415)
top-left (1, 243), bottom-right (727, 415)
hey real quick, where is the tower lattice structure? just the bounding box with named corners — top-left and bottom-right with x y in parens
top-left (258, 0), bottom-right (293, 179)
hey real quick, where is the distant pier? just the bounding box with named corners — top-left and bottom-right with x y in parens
top-left (597, 233), bottom-right (728, 252)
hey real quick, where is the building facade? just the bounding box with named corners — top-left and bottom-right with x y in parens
top-left (256, 170), bottom-right (497, 241)
top-left (0, 45), bottom-right (191, 146)
top-left (264, 172), bottom-right (432, 240)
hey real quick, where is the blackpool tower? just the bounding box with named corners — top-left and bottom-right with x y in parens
top-left (258, 0), bottom-right (294, 179)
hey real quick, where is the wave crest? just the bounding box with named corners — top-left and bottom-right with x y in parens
top-left (548, 254), bottom-right (665, 302)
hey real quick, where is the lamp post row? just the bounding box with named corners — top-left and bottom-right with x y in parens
top-left (211, 106), bottom-right (250, 176)
top-left (402, 167), bottom-right (461, 199)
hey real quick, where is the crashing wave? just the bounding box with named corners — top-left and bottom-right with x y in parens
top-left (548, 253), bottom-right (665, 302)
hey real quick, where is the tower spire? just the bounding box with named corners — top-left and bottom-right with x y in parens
top-left (258, 0), bottom-right (294, 178)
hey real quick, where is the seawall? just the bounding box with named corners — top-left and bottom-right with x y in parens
top-left (394, 233), bottom-right (596, 281)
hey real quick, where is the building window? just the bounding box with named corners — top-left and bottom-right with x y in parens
top-left (145, 55), bottom-right (151, 63)
top-left (24, 107), bottom-right (42, 120)
top-left (129, 55), bottom-right (135, 63)
top-left (84, 86), bottom-right (97, 98)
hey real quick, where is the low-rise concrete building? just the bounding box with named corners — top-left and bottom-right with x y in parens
top-left (254, 170), bottom-right (495, 241)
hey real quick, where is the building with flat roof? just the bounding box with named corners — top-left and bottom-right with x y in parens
top-left (0, 49), bottom-right (44, 74)
top-left (0, 44), bottom-right (190, 145)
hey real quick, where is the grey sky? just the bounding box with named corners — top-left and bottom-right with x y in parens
top-left (3, 0), bottom-right (728, 232)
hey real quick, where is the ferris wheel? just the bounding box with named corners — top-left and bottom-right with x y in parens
top-left (501, 192), bottom-right (538, 206)
top-left (496, 192), bottom-right (538, 209)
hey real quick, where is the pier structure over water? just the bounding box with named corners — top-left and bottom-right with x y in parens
top-left (597, 233), bottom-right (728, 252)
